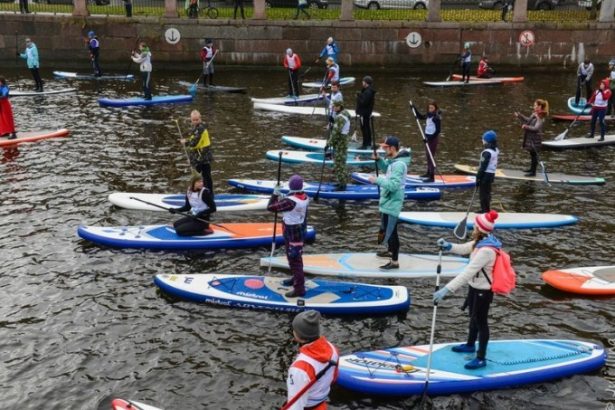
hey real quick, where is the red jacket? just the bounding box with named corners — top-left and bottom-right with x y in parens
top-left (284, 54), bottom-right (302, 72)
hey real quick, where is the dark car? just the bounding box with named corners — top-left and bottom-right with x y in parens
top-left (266, 0), bottom-right (328, 8)
top-left (479, 0), bottom-right (558, 9)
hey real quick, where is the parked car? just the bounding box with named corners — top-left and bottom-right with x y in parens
top-left (578, 0), bottom-right (601, 9)
top-left (266, 0), bottom-right (328, 8)
top-left (353, 0), bottom-right (426, 10)
top-left (32, 0), bottom-right (110, 4)
top-left (479, 0), bottom-right (558, 9)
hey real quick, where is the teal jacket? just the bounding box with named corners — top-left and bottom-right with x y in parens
top-left (374, 149), bottom-right (411, 217)
top-left (20, 43), bottom-right (40, 69)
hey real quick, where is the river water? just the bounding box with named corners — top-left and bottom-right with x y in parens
top-left (1, 64), bottom-right (613, 409)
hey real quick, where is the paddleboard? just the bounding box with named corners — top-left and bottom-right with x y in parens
top-left (454, 164), bottom-right (606, 185)
top-left (550, 114), bottom-right (615, 122)
top-left (281, 135), bottom-right (389, 155)
top-left (251, 94), bottom-right (323, 105)
top-left (53, 71), bottom-right (134, 81)
top-left (567, 97), bottom-right (592, 115)
top-left (337, 339), bottom-right (606, 396)
top-left (10, 88), bottom-right (77, 96)
top-left (266, 149), bottom-right (376, 166)
top-left (177, 80), bottom-right (247, 93)
top-left (154, 273), bottom-right (410, 315)
top-left (398, 211), bottom-right (578, 229)
top-left (112, 399), bottom-right (162, 410)
top-left (542, 266), bottom-right (615, 295)
top-left (352, 172), bottom-right (475, 189)
top-left (0, 129), bottom-right (70, 147)
top-left (77, 223), bottom-right (316, 250)
top-left (228, 179), bottom-right (442, 201)
top-left (253, 102), bottom-right (380, 118)
top-left (542, 134), bottom-right (615, 150)
top-left (99, 95), bottom-right (193, 107)
top-left (424, 75), bottom-right (524, 87)
top-left (260, 253), bottom-right (468, 279)
top-left (108, 192), bottom-right (270, 212)
top-left (302, 76), bottom-right (355, 88)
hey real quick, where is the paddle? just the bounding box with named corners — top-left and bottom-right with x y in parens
top-left (312, 68), bottom-right (329, 116)
top-left (280, 359), bottom-right (337, 410)
top-left (445, 57), bottom-right (460, 82)
top-left (127, 37), bottom-right (140, 72)
top-left (531, 143), bottom-right (551, 186)
top-left (350, 115), bottom-right (359, 143)
top-left (288, 69), bottom-right (298, 105)
top-left (174, 119), bottom-right (199, 177)
top-left (189, 49), bottom-right (218, 96)
top-left (268, 151), bottom-right (283, 274)
top-left (298, 66), bottom-right (311, 82)
top-left (554, 105), bottom-right (589, 141)
top-left (314, 127), bottom-right (333, 202)
top-left (409, 100), bottom-right (444, 183)
top-left (370, 116), bottom-right (380, 196)
top-left (420, 245), bottom-right (443, 406)
top-left (127, 196), bottom-right (236, 233)
top-left (453, 187), bottom-right (477, 240)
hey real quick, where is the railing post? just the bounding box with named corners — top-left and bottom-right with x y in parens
top-left (72, 0), bottom-right (89, 17)
top-left (253, 0), bottom-right (266, 20)
top-left (340, 0), bottom-right (353, 21)
top-left (164, 0), bottom-right (178, 18)
top-left (427, 0), bottom-right (441, 22)
top-left (512, 0), bottom-right (528, 22)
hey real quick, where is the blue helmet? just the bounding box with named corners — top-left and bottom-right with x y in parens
top-left (482, 130), bottom-right (497, 143)
top-left (88, 31), bottom-right (95, 38)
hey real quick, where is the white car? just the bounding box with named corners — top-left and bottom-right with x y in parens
top-left (353, 0), bottom-right (427, 10)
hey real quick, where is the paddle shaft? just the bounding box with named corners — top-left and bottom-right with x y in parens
top-left (555, 104), bottom-right (590, 140)
top-left (530, 142), bottom-right (551, 186)
top-left (445, 57), bottom-right (460, 82)
top-left (288, 69), bottom-right (298, 104)
top-left (174, 119), bottom-right (198, 175)
top-left (409, 101), bottom-right (443, 181)
top-left (421, 247), bottom-right (443, 403)
top-left (314, 127), bottom-right (332, 201)
top-left (127, 37), bottom-right (140, 71)
top-left (370, 116), bottom-right (380, 195)
top-left (268, 152), bottom-right (283, 274)
top-left (280, 360), bottom-right (337, 410)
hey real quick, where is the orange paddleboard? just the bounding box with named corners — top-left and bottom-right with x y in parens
top-left (542, 267), bottom-right (615, 296)
top-left (0, 129), bottom-right (70, 147)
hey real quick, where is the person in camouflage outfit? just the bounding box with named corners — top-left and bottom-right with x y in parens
top-left (326, 99), bottom-right (352, 191)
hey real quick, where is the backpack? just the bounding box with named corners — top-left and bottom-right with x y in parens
top-left (480, 247), bottom-right (516, 295)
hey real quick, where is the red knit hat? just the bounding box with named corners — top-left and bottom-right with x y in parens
top-left (475, 210), bottom-right (499, 233)
top-left (602, 78), bottom-right (610, 88)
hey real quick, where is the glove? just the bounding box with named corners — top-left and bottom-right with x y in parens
top-left (433, 287), bottom-right (450, 304)
top-left (437, 238), bottom-right (452, 251)
top-left (475, 179), bottom-right (481, 187)
top-left (16, 52), bottom-right (20, 56)
top-left (273, 184), bottom-right (282, 196)
top-left (168, 208), bottom-right (178, 214)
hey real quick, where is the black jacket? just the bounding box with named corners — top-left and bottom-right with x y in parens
top-left (356, 86), bottom-right (376, 116)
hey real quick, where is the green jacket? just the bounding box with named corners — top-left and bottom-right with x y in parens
top-left (374, 150), bottom-right (411, 217)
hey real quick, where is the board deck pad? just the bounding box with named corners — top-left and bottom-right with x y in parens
top-left (108, 192), bottom-right (270, 212)
top-left (398, 211), bottom-right (578, 229)
top-left (260, 253), bottom-right (468, 279)
top-left (154, 273), bottom-right (410, 315)
top-left (455, 164), bottom-right (605, 185)
top-left (542, 266), bottom-right (615, 295)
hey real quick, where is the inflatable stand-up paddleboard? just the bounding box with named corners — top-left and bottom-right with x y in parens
top-left (228, 179), bottom-right (441, 201)
top-left (352, 172), bottom-right (475, 189)
top-left (177, 80), bottom-right (247, 93)
top-left (111, 399), bottom-right (162, 410)
top-left (424, 75), bottom-right (524, 87)
top-left (551, 114), bottom-right (615, 122)
top-left (266, 149), bottom-right (376, 166)
top-left (10, 88), bottom-right (77, 96)
top-left (253, 102), bottom-right (380, 118)
top-left (455, 164), bottom-right (605, 185)
top-left (260, 253), bottom-right (468, 279)
top-left (398, 212), bottom-right (578, 229)
top-left (251, 94), bottom-right (324, 105)
top-left (0, 129), bottom-right (70, 147)
top-left (154, 273), bottom-right (410, 315)
top-left (542, 134), bottom-right (615, 150)
top-left (53, 71), bottom-right (134, 81)
top-left (302, 76), bottom-right (355, 88)
top-left (542, 266), bottom-right (615, 295)
top-left (108, 192), bottom-right (270, 212)
top-left (567, 97), bottom-right (592, 115)
top-left (99, 95), bottom-right (193, 107)
top-left (337, 339), bottom-right (606, 396)
top-left (77, 223), bottom-right (316, 250)
top-left (281, 135), bottom-right (389, 155)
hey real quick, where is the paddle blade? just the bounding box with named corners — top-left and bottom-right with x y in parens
top-left (554, 129), bottom-right (568, 141)
top-left (188, 84), bottom-right (197, 97)
top-left (539, 161), bottom-right (551, 186)
top-left (453, 217), bottom-right (468, 240)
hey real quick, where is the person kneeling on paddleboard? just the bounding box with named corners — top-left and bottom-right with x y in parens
top-left (285, 310), bottom-right (339, 410)
top-left (268, 175), bottom-right (310, 298)
top-left (169, 175), bottom-right (216, 236)
top-left (476, 130), bottom-right (498, 214)
top-left (433, 210), bottom-right (502, 370)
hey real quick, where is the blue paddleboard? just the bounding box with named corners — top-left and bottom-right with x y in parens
top-left (228, 179), bottom-right (441, 201)
top-left (154, 273), bottom-right (410, 315)
top-left (337, 339), bottom-right (606, 396)
top-left (266, 149), bottom-right (376, 167)
top-left (98, 95), bottom-right (193, 107)
top-left (567, 97), bottom-right (592, 115)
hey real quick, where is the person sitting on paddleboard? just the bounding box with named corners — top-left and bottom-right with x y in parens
top-left (319, 57), bottom-right (339, 95)
top-left (433, 210), bottom-right (502, 370)
top-left (575, 58), bottom-right (594, 106)
top-left (267, 175), bottom-right (309, 298)
top-left (587, 78), bottom-right (612, 142)
top-left (459, 45), bottom-right (472, 84)
top-left (86, 31), bottom-right (102, 77)
top-left (411, 100), bottom-right (441, 183)
top-left (514, 98), bottom-right (548, 177)
top-left (355, 75), bottom-right (376, 149)
top-left (285, 310), bottom-right (339, 410)
top-left (326, 100), bottom-right (352, 191)
top-left (169, 175), bottom-right (216, 236)
top-left (0, 77), bottom-right (18, 140)
top-left (326, 80), bottom-right (343, 126)
top-left (315, 37), bottom-right (339, 64)
top-left (200, 39), bottom-right (216, 87)
top-left (283, 48), bottom-right (302, 98)
top-left (369, 136), bottom-right (411, 271)
top-left (131, 42), bottom-right (152, 100)
top-left (476, 130), bottom-right (498, 214)
top-left (181, 109), bottom-right (214, 194)
top-left (476, 56), bottom-right (494, 79)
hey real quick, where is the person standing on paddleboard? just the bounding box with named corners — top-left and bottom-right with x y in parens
top-left (0, 77), bottom-right (18, 140)
top-left (515, 98), bottom-right (548, 177)
top-left (131, 42), bottom-right (152, 100)
top-left (18, 38), bottom-right (43, 92)
top-left (326, 81), bottom-right (343, 126)
top-left (86, 31), bottom-right (102, 77)
top-left (586, 78), bottom-right (612, 141)
top-left (459, 45), bottom-right (472, 84)
top-left (607, 59), bottom-right (615, 117)
top-left (267, 175), bottom-right (310, 298)
top-left (169, 175), bottom-right (216, 236)
top-left (285, 310), bottom-right (338, 410)
top-left (355, 75), bottom-right (376, 149)
top-left (433, 210), bottom-right (502, 370)
top-left (411, 100), bottom-right (441, 183)
top-left (200, 39), bottom-right (216, 87)
top-left (283, 48), bottom-right (302, 98)
top-left (181, 110), bottom-right (215, 194)
top-left (326, 100), bottom-right (352, 191)
top-left (369, 136), bottom-right (410, 270)
top-left (476, 130), bottom-right (498, 214)
top-left (320, 58), bottom-right (339, 95)
top-left (315, 37), bottom-right (339, 64)
top-left (575, 58), bottom-right (594, 106)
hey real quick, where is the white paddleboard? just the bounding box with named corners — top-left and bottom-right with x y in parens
top-left (10, 88), bottom-right (77, 96)
top-left (542, 266), bottom-right (615, 296)
top-left (260, 253), bottom-right (468, 279)
top-left (250, 94), bottom-right (323, 105)
top-left (398, 212), bottom-right (578, 229)
top-left (108, 192), bottom-right (270, 212)
top-left (302, 76), bottom-right (355, 88)
top-left (542, 134), bottom-right (615, 150)
top-left (281, 135), bottom-right (386, 155)
top-left (253, 101), bottom-right (380, 118)
top-left (454, 164), bottom-right (606, 185)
